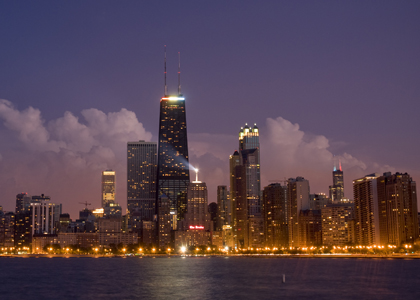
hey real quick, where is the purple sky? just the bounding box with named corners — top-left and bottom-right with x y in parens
top-left (1, 1), bottom-right (419, 218)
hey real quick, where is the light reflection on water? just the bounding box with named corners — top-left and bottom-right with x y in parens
top-left (0, 256), bottom-right (419, 299)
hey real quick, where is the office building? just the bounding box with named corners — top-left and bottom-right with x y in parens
top-left (102, 170), bottom-right (116, 208)
top-left (156, 53), bottom-right (190, 231)
top-left (127, 141), bottom-right (157, 221)
top-left (31, 199), bottom-right (57, 235)
top-left (329, 161), bottom-right (344, 202)
top-left (299, 209), bottom-right (322, 247)
top-left (309, 193), bottom-right (330, 210)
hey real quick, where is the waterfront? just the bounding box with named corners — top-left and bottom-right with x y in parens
top-left (1, 256), bottom-right (419, 299)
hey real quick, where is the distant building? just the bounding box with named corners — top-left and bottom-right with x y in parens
top-left (329, 161), bottom-right (344, 202)
top-left (127, 141), bottom-right (157, 221)
top-left (15, 193), bottom-right (32, 250)
top-left (31, 199), bottom-right (57, 236)
top-left (309, 193), bottom-right (330, 210)
top-left (229, 150), bottom-right (241, 248)
top-left (15, 193), bottom-right (31, 214)
top-left (287, 177), bottom-right (310, 248)
top-left (321, 204), bottom-right (354, 247)
top-left (0, 212), bottom-right (15, 248)
top-left (263, 183), bottom-right (288, 249)
top-left (102, 170), bottom-right (116, 208)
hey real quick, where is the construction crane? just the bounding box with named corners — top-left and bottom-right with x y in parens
top-left (79, 201), bottom-right (92, 210)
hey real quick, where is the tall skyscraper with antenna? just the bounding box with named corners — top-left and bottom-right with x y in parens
top-left (157, 46), bottom-right (190, 233)
top-left (329, 158), bottom-right (344, 202)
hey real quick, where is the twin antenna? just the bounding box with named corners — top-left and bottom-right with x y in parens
top-left (164, 45), bottom-right (181, 96)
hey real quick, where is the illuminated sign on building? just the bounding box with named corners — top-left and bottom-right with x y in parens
top-left (189, 225), bottom-right (204, 230)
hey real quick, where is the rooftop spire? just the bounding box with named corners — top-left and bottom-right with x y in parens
top-left (339, 159), bottom-right (342, 172)
top-left (178, 52), bottom-right (181, 95)
top-left (164, 45), bottom-right (167, 96)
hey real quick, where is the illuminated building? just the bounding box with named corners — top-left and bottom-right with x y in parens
top-left (229, 150), bottom-right (240, 247)
top-left (263, 183), bottom-right (288, 248)
top-left (217, 185), bottom-right (230, 230)
top-left (0, 212), bottom-right (15, 248)
top-left (238, 123), bottom-right (261, 216)
top-left (14, 193), bottom-right (32, 250)
top-left (329, 160), bottom-right (344, 202)
top-left (180, 174), bottom-right (211, 231)
top-left (175, 173), bottom-right (212, 248)
top-left (298, 209), bottom-right (322, 247)
top-left (287, 177), bottom-right (310, 248)
top-left (353, 173), bottom-right (380, 246)
top-left (376, 172), bottom-right (418, 246)
top-left (158, 195), bottom-right (172, 248)
top-left (31, 199), bottom-right (57, 235)
top-left (321, 204), bottom-right (353, 247)
top-left (127, 141), bottom-right (157, 221)
top-left (102, 170), bottom-right (116, 208)
top-left (15, 193), bottom-right (31, 214)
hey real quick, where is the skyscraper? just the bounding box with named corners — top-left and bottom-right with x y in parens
top-left (217, 185), bottom-right (230, 230)
top-left (238, 124), bottom-right (261, 216)
top-left (329, 160), bottom-right (344, 202)
top-left (287, 176), bottom-right (310, 248)
top-left (376, 172), bottom-right (418, 246)
top-left (101, 170), bottom-right (116, 208)
top-left (353, 173), bottom-right (380, 246)
top-left (157, 48), bottom-right (190, 233)
top-left (262, 183), bottom-right (288, 249)
top-left (127, 141), bottom-right (157, 221)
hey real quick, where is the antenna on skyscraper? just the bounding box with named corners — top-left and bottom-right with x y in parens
top-left (178, 52), bottom-right (181, 95)
top-left (339, 159), bottom-right (342, 172)
top-left (164, 45), bottom-right (167, 96)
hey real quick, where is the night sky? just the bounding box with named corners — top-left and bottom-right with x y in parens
top-left (1, 1), bottom-right (419, 218)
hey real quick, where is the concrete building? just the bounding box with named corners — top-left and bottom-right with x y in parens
top-left (353, 174), bottom-right (381, 246)
top-left (321, 204), bottom-right (354, 247)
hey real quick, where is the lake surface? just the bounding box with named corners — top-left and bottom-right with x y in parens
top-left (0, 256), bottom-right (419, 299)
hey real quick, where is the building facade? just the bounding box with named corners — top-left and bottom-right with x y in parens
top-left (127, 141), bottom-right (157, 221)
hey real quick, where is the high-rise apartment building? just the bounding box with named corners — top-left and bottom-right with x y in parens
top-left (329, 162), bottom-right (344, 202)
top-left (287, 176), bottom-right (310, 248)
top-left (262, 183), bottom-right (288, 249)
top-left (102, 170), bottom-right (116, 208)
top-left (229, 150), bottom-right (240, 247)
top-left (31, 200), bottom-right (57, 235)
top-left (376, 172), bottom-right (418, 246)
top-left (127, 141), bottom-right (157, 221)
top-left (353, 173), bottom-right (380, 246)
top-left (321, 204), bottom-right (353, 246)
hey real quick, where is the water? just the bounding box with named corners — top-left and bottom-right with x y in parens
top-left (1, 256), bottom-right (419, 299)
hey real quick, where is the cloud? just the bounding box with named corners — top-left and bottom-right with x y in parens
top-left (0, 99), bottom-right (152, 217)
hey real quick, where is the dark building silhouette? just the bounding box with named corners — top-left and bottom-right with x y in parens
top-left (263, 183), bottom-right (288, 249)
top-left (127, 141), bottom-right (157, 221)
top-left (329, 161), bottom-right (344, 202)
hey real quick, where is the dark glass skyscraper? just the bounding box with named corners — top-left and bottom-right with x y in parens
top-left (127, 141), bottom-right (157, 221)
top-left (157, 95), bottom-right (190, 229)
top-left (329, 161), bottom-right (344, 202)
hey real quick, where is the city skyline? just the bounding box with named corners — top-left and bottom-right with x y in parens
top-left (0, 1), bottom-right (420, 218)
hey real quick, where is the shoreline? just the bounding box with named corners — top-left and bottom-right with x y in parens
top-left (1, 253), bottom-right (420, 259)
